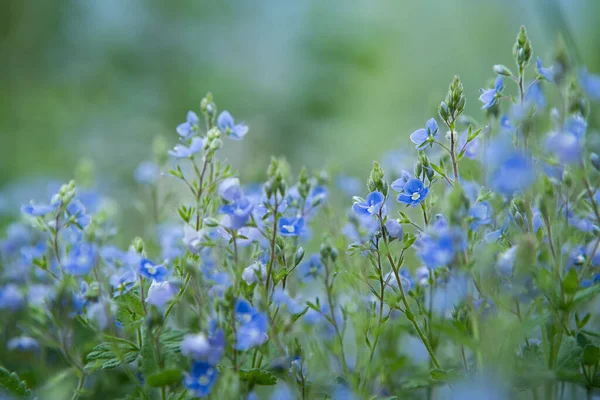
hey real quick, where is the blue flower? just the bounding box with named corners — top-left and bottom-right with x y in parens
top-left (184, 361), bottom-right (218, 398)
top-left (7, 336), bottom-right (39, 352)
top-left (479, 76), bottom-right (504, 109)
top-left (546, 116), bottom-right (587, 164)
top-left (146, 281), bottom-right (174, 308)
top-left (0, 284), bottom-right (24, 311)
top-left (297, 254), bottom-right (322, 282)
top-left (410, 118), bottom-right (439, 149)
top-left (385, 218), bottom-right (404, 239)
top-left (278, 216), bottom-right (305, 236)
top-left (110, 270), bottom-right (136, 297)
top-left (390, 170), bottom-right (412, 193)
top-left (524, 80), bottom-right (545, 109)
top-left (352, 191), bottom-right (384, 216)
top-left (397, 179), bottom-right (428, 207)
top-left (217, 111), bottom-right (248, 140)
top-left (168, 137), bottom-right (205, 159)
top-left (234, 299), bottom-right (268, 350)
top-left (415, 218), bottom-right (466, 269)
top-left (536, 57), bottom-right (555, 82)
top-left (489, 153), bottom-right (535, 196)
top-left (469, 202), bottom-right (492, 228)
top-left (219, 196), bottom-right (254, 230)
top-left (578, 68), bottom-right (600, 101)
top-left (458, 131), bottom-right (480, 160)
top-left (335, 175), bottom-right (362, 196)
top-left (139, 259), bottom-right (168, 281)
top-left (66, 200), bottom-right (91, 229)
top-left (218, 177), bottom-right (243, 202)
top-left (21, 202), bottom-right (56, 217)
top-left (177, 111), bottom-right (199, 138)
top-left (134, 161), bottom-right (160, 185)
top-left (64, 242), bottom-right (97, 276)
top-left (181, 329), bottom-right (225, 364)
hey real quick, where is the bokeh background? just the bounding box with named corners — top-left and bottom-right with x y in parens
top-left (2, 0), bottom-right (599, 221)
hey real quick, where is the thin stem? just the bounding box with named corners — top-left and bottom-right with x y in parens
top-left (192, 156), bottom-right (210, 231)
top-left (323, 258), bottom-right (350, 376)
top-left (265, 198), bottom-right (279, 297)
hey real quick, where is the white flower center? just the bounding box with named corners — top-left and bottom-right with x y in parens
top-left (411, 192), bottom-right (420, 201)
top-left (147, 265), bottom-right (157, 275)
top-left (198, 375), bottom-right (209, 385)
top-left (283, 224), bottom-right (295, 233)
top-left (367, 205), bottom-right (375, 213)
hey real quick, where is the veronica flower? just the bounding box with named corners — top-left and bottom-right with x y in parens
top-left (415, 219), bottom-right (466, 269)
top-left (176, 110), bottom-right (199, 138)
top-left (110, 270), bottom-right (136, 297)
top-left (458, 130), bottom-right (481, 159)
top-left (410, 118), bottom-right (439, 149)
top-left (234, 299), bottom-right (268, 350)
top-left (390, 170), bottom-right (412, 193)
top-left (385, 218), bottom-right (404, 239)
top-left (297, 254), bottom-right (322, 282)
top-left (536, 57), bottom-right (555, 82)
top-left (21, 202), bottom-right (56, 217)
top-left (278, 216), bottom-right (305, 236)
top-left (184, 361), bottom-right (218, 398)
top-left (218, 178), bottom-right (243, 202)
top-left (139, 259), bottom-right (168, 281)
top-left (489, 153), bottom-right (535, 196)
top-left (64, 242), bottom-right (97, 276)
top-left (219, 196), bottom-right (254, 230)
top-left (397, 179), bottom-right (428, 207)
top-left (7, 336), bottom-right (39, 352)
top-left (469, 202), bottom-right (492, 228)
top-left (146, 281), bottom-right (174, 308)
top-left (217, 111), bottom-right (248, 140)
top-left (352, 191), bottom-right (384, 216)
top-left (578, 68), bottom-right (600, 101)
top-left (0, 284), bottom-right (24, 311)
top-left (66, 199), bottom-right (91, 229)
top-left (242, 261), bottom-right (266, 285)
top-left (181, 330), bottom-right (225, 364)
top-left (168, 137), bottom-right (205, 159)
top-left (546, 115), bottom-right (587, 164)
top-left (183, 224), bottom-right (207, 254)
top-left (479, 76), bottom-right (504, 109)
top-left (134, 161), bottom-right (160, 185)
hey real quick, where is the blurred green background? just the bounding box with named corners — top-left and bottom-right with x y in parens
top-left (1, 0), bottom-right (599, 213)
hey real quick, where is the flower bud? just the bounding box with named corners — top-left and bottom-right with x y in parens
top-left (493, 64), bottom-right (513, 77)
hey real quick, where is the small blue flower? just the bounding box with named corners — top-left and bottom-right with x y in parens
top-left (64, 242), bottom-right (98, 276)
top-left (217, 111), bottom-right (248, 140)
top-left (390, 170), bottom-right (412, 193)
top-left (218, 177), bottom-right (243, 202)
top-left (139, 259), bottom-right (168, 281)
top-left (352, 191), bottom-right (384, 216)
top-left (385, 218), bottom-right (404, 239)
top-left (469, 202), bottom-right (492, 228)
top-left (415, 219), bottom-right (466, 269)
top-left (219, 196), bottom-right (254, 230)
top-left (146, 280), bottom-right (174, 308)
top-left (546, 116), bottom-right (587, 164)
top-left (181, 329), bottom-right (225, 364)
top-left (458, 131), bottom-right (481, 160)
top-left (110, 270), bottom-right (136, 297)
top-left (479, 76), bottom-right (504, 109)
top-left (278, 216), bottom-right (305, 236)
top-left (177, 111), bottom-right (200, 138)
top-left (234, 299), bottom-right (269, 350)
top-left (21, 202), bottom-right (56, 217)
top-left (524, 80), bottom-right (545, 109)
top-left (536, 57), bottom-right (555, 82)
top-left (490, 153), bottom-right (535, 196)
top-left (0, 284), bottom-right (24, 311)
top-left (410, 118), bottom-right (439, 149)
top-left (66, 200), bottom-right (91, 229)
top-left (579, 68), bottom-right (600, 101)
top-left (7, 336), bottom-right (39, 352)
top-left (297, 254), bottom-right (322, 282)
top-left (184, 361), bottom-right (218, 398)
top-left (134, 161), bottom-right (160, 185)
top-left (397, 179), bottom-right (428, 207)
top-left (168, 137), bottom-right (205, 159)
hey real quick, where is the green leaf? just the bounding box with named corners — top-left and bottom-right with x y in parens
top-left (290, 307), bottom-right (309, 324)
top-left (583, 345), bottom-right (600, 366)
top-left (85, 341), bottom-right (139, 372)
top-left (146, 369), bottom-right (183, 388)
top-left (238, 369), bottom-right (277, 386)
top-left (572, 285), bottom-right (600, 306)
top-left (0, 366), bottom-right (31, 398)
top-left (562, 268), bottom-right (579, 295)
top-left (141, 330), bottom-right (159, 377)
top-left (557, 336), bottom-right (583, 370)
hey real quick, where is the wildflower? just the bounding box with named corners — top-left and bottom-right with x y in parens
top-left (183, 225), bottom-right (207, 254)
top-left (278, 216), bottom-right (305, 236)
top-left (66, 199), bottom-right (91, 229)
top-left (64, 242), bottom-right (98, 276)
top-left (184, 361), bottom-right (218, 398)
top-left (479, 76), bottom-right (504, 109)
top-left (242, 261), bottom-right (266, 285)
top-left (489, 153), bottom-right (535, 196)
top-left (335, 175), bottom-right (362, 196)
top-left (234, 300), bottom-right (268, 350)
top-left (218, 178), bottom-right (242, 202)
top-left (146, 281), bottom-right (174, 308)
top-left (410, 118), bottom-right (439, 149)
top-left (219, 196), bottom-right (254, 230)
top-left (415, 220), bottom-right (465, 269)
top-left (110, 270), bottom-right (136, 297)
top-left (546, 115), bottom-right (587, 164)
top-left (397, 179), bottom-right (429, 207)
top-left (217, 111), bottom-right (248, 140)
top-left (0, 284), bottom-right (24, 311)
top-left (139, 259), bottom-right (168, 281)
top-left (181, 330), bottom-right (225, 364)
top-left (21, 202), bottom-right (56, 217)
top-left (176, 111), bottom-right (199, 138)
top-left (383, 269), bottom-right (413, 291)
top-left (168, 137), bottom-right (205, 159)
top-left (458, 130), bottom-right (481, 159)
top-left (385, 218), bottom-right (404, 239)
top-left (469, 202), bottom-right (492, 228)
top-left (390, 170), bottom-right (412, 193)
top-left (352, 191), bottom-right (384, 216)
top-left (578, 68), bottom-right (600, 101)
top-left (134, 161), bottom-right (160, 185)
top-left (297, 254), bottom-right (322, 282)
top-left (7, 336), bottom-right (39, 352)
top-left (536, 57), bottom-right (555, 82)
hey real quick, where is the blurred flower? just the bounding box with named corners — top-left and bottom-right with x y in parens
top-left (177, 111), bottom-right (199, 138)
top-left (181, 330), bottom-right (225, 364)
top-left (184, 361), bottom-right (218, 398)
top-left (134, 161), bottom-right (160, 185)
top-left (146, 281), bottom-right (174, 308)
top-left (64, 242), bottom-right (98, 276)
top-left (458, 130), bottom-right (480, 159)
top-left (279, 216), bottom-right (305, 236)
top-left (385, 218), bottom-right (403, 239)
top-left (110, 270), bottom-right (136, 297)
top-left (489, 152), bottom-right (534, 196)
top-left (536, 57), bottom-right (555, 82)
top-left (219, 196), bottom-right (253, 231)
top-left (336, 175), bottom-right (362, 196)
top-left (0, 284), bottom-right (24, 311)
top-left (390, 170), bottom-right (412, 193)
top-left (242, 261), bottom-right (266, 285)
top-left (578, 68), bottom-right (600, 101)
top-left (410, 118), bottom-right (439, 149)
top-left (397, 179), bottom-right (428, 207)
top-left (66, 199), bottom-right (91, 229)
top-left (7, 336), bottom-right (39, 352)
top-left (479, 76), bottom-right (504, 109)
top-left (234, 299), bottom-right (268, 350)
top-left (217, 111), bottom-right (248, 140)
top-left (218, 178), bottom-right (242, 202)
top-left (546, 115), bottom-right (587, 164)
top-left (297, 254), bottom-right (322, 282)
top-left (352, 191), bottom-right (384, 216)
top-left (20, 202), bottom-right (56, 217)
